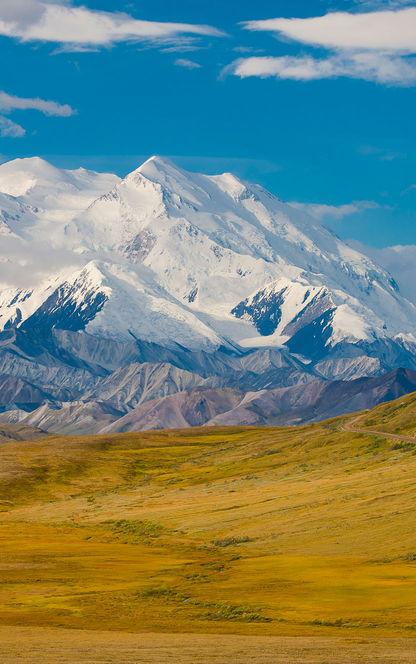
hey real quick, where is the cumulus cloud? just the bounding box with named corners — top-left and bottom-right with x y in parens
top-left (289, 200), bottom-right (380, 222)
top-left (227, 52), bottom-right (416, 86)
top-left (0, 91), bottom-right (75, 117)
top-left (243, 8), bottom-right (416, 52)
top-left (0, 116), bottom-right (26, 138)
top-left (174, 58), bottom-right (201, 69)
top-left (231, 8), bottom-right (416, 86)
top-left (0, 0), bottom-right (223, 47)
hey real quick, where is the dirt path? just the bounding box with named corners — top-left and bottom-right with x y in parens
top-left (340, 414), bottom-right (416, 444)
top-left (0, 627), bottom-right (415, 663)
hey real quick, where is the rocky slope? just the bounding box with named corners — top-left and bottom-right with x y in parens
top-left (9, 367), bottom-right (414, 435)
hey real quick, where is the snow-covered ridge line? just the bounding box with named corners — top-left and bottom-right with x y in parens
top-left (0, 155), bottom-right (414, 358)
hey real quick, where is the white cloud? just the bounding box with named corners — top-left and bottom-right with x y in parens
top-left (243, 8), bottom-right (416, 53)
top-left (349, 240), bottom-right (416, 304)
top-left (0, 0), bottom-right (223, 47)
top-left (0, 235), bottom-right (84, 289)
top-left (289, 200), bottom-right (380, 221)
top-left (0, 116), bottom-right (25, 138)
top-left (235, 8), bottom-right (416, 86)
top-left (0, 90), bottom-right (76, 139)
top-left (227, 52), bottom-right (416, 86)
top-left (174, 58), bottom-right (201, 70)
top-left (0, 91), bottom-right (75, 116)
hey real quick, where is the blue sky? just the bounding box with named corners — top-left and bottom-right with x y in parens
top-left (0, 0), bottom-right (415, 247)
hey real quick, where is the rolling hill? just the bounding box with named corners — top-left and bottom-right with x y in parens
top-left (0, 390), bottom-right (415, 659)
top-left (0, 421), bottom-right (49, 442)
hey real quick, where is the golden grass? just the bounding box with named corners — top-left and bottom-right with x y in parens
top-left (1, 627), bottom-right (415, 663)
top-left (357, 391), bottom-right (416, 438)
top-left (0, 396), bottom-right (416, 650)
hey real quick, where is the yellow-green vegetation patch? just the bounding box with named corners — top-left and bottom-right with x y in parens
top-left (102, 519), bottom-right (166, 543)
top-left (197, 602), bottom-right (270, 623)
top-left (137, 586), bottom-right (271, 623)
top-left (0, 397), bottom-right (416, 636)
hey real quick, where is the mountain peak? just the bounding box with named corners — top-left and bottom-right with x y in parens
top-left (0, 156), bottom-right (62, 197)
top-left (126, 156), bottom-right (208, 208)
top-left (137, 155), bottom-right (180, 178)
top-left (140, 155), bottom-right (173, 167)
top-left (135, 158), bottom-right (250, 204)
top-left (3, 156), bottom-right (53, 168)
top-left (0, 155), bottom-right (415, 353)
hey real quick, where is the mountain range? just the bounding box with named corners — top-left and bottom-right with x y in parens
top-left (0, 155), bottom-right (415, 433)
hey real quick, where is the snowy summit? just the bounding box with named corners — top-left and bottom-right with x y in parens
top-left (0, 155), bottom-right (414, 358)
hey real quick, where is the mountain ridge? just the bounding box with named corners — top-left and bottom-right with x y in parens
top-left (0, 156), bottom-right (415, 431)
top-left (0, 155), bottom-right (414, 353)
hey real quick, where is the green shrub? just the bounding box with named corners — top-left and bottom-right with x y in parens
top-left (211, 536), bottom-right (252, 547)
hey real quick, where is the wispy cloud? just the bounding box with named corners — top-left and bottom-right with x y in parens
top-left (0, 91), bottom-right (75, 117)
top-left (174, 58), bottom-right (201, 70)
top-left (353, 1), bottom-right (416, 8)
top-left (226, 53), bottom-right (416, 86)
top-left (401, 184), bottom-right (416, 196)
top-left (232, 46), bottom-right (264, 54)
top-left (0, 89), bottom-right (76, 138)
top-left (0, 0), bottom-right (224, 48)
top-left (289, 200), bottom-right (381, 222)
top-left (0, 116), bottom-right (25, 138)
top-left (229, 8), bottom-right (416, 86)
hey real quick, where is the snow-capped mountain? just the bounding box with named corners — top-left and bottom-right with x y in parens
top-left (0, 155), bottom-right (415, 358)
top-left (0, 157), bottom-right (119, 237)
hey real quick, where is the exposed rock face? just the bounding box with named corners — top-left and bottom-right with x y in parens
top-left (97, 368), bottom-right (416, 433)
top-left (99, 387), bottom-right (243, 433)
top-left (85, 362), bottom-right (212, 408)
top-left (207, 368), bottom-right (416, 427)
top-left (21, 281), bottom-right (108, 333)
top-left (0, 326), bottom-right (415, 435)
top-left (232, 286), bottom-right (288, 336)
top-left (19, 401), bottom-right (126, 436)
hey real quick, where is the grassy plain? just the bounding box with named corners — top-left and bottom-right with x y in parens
top-left (0, 392), bottom-right (416, 661)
